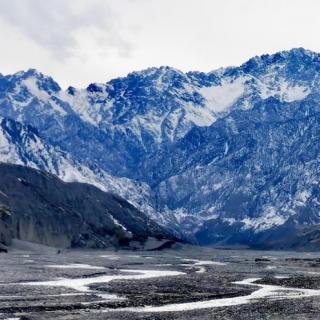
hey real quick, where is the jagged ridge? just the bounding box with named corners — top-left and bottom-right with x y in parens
top-left (0, 48), bottom-right (319, 248)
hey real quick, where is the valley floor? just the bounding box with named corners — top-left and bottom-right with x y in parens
top-left (0, 241), bottom-right (320, 319)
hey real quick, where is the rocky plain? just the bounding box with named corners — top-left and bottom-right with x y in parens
top-left (0, 240), bottom-right (319, 320)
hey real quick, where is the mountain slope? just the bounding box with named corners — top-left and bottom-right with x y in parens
top-left (0, 49), bottom-right (318, 180)
top-left (0, 116), bottom-right (159, 224)
top-left (0, 48), bottom-right (320, 248)
top-left (150, 97), bottom-right (320, 246)
top-left (0, 163), bottom-right (172, 248)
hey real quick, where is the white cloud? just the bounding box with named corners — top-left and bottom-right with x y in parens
top-left (0, 0), bottom-right (319, 87)
top-left (0, 0), bottom-right (132, 59)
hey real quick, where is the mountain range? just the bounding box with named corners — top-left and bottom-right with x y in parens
top-left (0, 47), bottom-right (319, 249)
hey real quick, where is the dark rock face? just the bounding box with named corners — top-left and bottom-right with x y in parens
top-left (0, 205), bottom-right (12, 246)
top-left (0, 163), bottom-right (173, 248)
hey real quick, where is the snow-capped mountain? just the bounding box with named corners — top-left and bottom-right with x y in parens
top-left (0, 48), bottom-right (319, 247)
top-left (149, 96), bottom-right (320, 245)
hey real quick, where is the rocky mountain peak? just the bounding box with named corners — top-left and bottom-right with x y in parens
top-left (0, 48), bottom-right (319, 248)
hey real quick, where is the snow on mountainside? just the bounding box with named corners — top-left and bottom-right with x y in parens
top-left (0, 117), bottom-right (157, 224)
top-left (0, 48), bottom-right (320, 247)
top-left (2, 48), bottom-right (318, 180)
top-left (149, 96), bottom-right (320, 244)
top-left (0, 117), bottom-right (82, 177)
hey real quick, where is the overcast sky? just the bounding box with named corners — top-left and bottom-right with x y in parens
top-left (0, 0), bottom-right (319, 88)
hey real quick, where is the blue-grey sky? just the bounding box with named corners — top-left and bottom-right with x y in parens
top-left (0, 0), bottom-right (318, 87)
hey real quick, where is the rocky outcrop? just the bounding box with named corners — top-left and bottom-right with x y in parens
top-left (0, 204), bottom-right (12, 246)
top-left (0, 163), bottom-right (174, 249)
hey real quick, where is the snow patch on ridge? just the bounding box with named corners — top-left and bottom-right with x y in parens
top-left (60, 89), bottom-right (104, 126)
top-left (21, 77), bottom-right (67, 115)
top-left (241, 207), bottom-right (287, 232)
top-left (22, 77), bottom-right (50, 102)
top-left (258, 79), bottom-right (310, 102)
top-left (199, 77), bottom-right (246, 113)
top-left (110, 215), bottom-right (128, 231)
